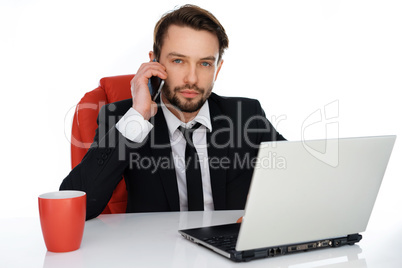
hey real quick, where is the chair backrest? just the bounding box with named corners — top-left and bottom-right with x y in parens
top-left (71, 74), bottom-right (134, 214)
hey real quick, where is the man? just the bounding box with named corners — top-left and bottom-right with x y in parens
top-left (60, 5), bottom-right (285, 220)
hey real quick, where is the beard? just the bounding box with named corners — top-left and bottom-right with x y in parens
top-left (162, 82), bottom-right (212, 113)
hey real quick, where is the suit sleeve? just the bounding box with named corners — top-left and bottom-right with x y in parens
top-left (258, 104), bottom-right (286, 142)
top-left (224, 98), bottom-right (286, 209)
top-left (60, 104), bottom-right (135, 220)
top-left (248, 99), bottom-right (286, 143)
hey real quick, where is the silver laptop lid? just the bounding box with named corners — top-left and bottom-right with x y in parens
top-left (236, 135), bottom-right (396, 251)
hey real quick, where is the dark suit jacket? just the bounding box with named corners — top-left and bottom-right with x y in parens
top-left (60, 93), bottom-right (285, 219)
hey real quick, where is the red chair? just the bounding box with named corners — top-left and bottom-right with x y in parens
top-left (71, 74), bottom-right (134, 214)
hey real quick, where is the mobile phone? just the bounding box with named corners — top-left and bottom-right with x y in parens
top-left (148, 76), bottom-right (165, 101)
top-left (147, 59), bottom-right (165, 101)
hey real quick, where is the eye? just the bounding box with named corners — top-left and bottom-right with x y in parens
top-left (173, 59), bottom-right (183, 64)
top-left (201, 62), bottom-right (211, 67)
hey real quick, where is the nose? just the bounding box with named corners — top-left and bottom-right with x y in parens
top-left (183, 64), bottom-right (198, 85)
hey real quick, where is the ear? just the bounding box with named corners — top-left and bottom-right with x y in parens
top-left (214, 59), bottom-right (224, 81)
top-left (149, 51), bottom-right (155, 62)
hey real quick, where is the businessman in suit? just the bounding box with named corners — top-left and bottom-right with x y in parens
top-left (60, 5), bottom-right (285, 220)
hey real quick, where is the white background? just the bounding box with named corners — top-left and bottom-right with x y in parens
top-left (1, 0), bottom-right (401, 231)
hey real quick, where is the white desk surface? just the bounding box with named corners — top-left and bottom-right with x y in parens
top-left (1, 210), bottom-right (401, 268)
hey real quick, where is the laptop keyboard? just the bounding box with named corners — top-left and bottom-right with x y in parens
top-left (202, 235), bottom-right (239, 252)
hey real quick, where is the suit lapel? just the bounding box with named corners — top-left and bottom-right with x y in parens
top-left (148, 96), bottom-right (230, 211)
top-left (207, 98), bottom-right (230, 210)
top-left (149, 106), bottom-right (180, 211)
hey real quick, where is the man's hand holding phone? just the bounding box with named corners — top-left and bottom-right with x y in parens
top-left (130, 60), bottom-right (167, 120)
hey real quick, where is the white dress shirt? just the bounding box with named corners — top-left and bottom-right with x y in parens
top-left (116, 98), bottom-right (214, 211)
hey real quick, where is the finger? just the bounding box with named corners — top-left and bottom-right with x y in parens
top-left (146, 67), bottom-right (167, 80)
top-left (143, 62), bottom-right (168, 80)
top-left (132, 65), bottom-right (167, 89)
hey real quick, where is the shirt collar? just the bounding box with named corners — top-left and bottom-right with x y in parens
top-left (160, 96), bottom-right (212, 138)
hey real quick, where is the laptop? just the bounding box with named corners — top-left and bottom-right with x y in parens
top-left (179, 135), bottom-right (396, 262)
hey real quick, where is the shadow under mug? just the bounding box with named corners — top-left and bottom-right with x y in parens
top-left (38, 190), bottom-right (86, 252)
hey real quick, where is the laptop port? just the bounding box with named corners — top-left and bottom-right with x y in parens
top-left (268, 247), bottom-right (284, 256)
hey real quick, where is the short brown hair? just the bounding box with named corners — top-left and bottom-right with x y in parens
top-left (153, 5), bottom-right (229, 62)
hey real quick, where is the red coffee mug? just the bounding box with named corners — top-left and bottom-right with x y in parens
top-left (38, 191), bottom-right (86, 252)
